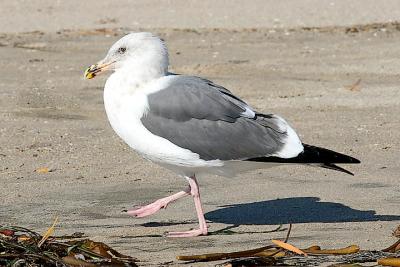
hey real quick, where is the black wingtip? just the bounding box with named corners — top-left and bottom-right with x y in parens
top-left (321, 163), bottom-right (355, 176)
top-left (302, 144), bottom-right (361, 164)
top-left (245, 143), bottom-right (360, 175)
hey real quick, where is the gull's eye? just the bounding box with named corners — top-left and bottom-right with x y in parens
top-left (117, 47), bottom-right (126, 54)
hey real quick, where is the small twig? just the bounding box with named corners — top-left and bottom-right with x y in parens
top-left (38, 216), bottom-right (59, 247)
top-left (303, 245), bottom-right (360, 255)
top-left (284, 224), bottom-right (292, 242)
top-left (53, 232), bottom-right (86, 240)
top-left (272, 239), bottom-right (307, 256)
top-left (176, 246), bottom-right (278, 261)
top-left (345, 78), bottom-right (362, 91)
top-left (382, 239), bottom-right (400, 253)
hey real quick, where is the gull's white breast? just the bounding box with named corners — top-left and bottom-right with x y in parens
top-left (103, 73), bottom-right (223, 173)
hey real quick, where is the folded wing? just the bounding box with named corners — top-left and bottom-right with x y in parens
top-left (141, 75), bottom-right (303, 161)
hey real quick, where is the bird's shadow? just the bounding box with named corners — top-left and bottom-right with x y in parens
top-left (205, 197), bottom-right (400, 225)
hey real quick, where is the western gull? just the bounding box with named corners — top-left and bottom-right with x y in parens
top-left (84, 32), bottom-right (360, 237)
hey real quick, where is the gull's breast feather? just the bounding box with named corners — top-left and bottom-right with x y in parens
top-left (103, 73), bottom-right (223, 171)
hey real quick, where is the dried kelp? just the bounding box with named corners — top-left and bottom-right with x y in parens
top-left (177, 224), bottom-right (400, 266)
top-left (0, 225), bottom-right (138, 267)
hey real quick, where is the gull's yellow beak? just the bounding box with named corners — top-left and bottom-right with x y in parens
top-left (84, 61), bottom-right (114, 79)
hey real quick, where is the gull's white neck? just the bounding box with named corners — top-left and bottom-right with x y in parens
top-left (103, 51), bottom-right (170, 137)
top-left (109, 56), bottom-right (168, 92)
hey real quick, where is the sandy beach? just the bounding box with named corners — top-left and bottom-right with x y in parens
top-left (1, 1), bottom-right (399, 265)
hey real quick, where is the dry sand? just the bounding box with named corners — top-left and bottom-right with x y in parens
top-left (1, 1), bottom-right (399, 266)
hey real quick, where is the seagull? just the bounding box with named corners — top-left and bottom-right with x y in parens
top-left (84, 32), bottom-right (360, 237)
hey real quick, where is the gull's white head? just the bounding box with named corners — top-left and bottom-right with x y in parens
top-left (85, 32), bottom-right (169, 79)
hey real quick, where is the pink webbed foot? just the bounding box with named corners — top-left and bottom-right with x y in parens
top-left (127, 188), bottom-right (190, 218)
top-left (166, 227), bottom-right (208, 238)
top-left (127, 200), bottom-right (167, 218)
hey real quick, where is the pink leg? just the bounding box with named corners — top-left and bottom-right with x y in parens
top-left (167, 175), bottom-right (208, 237)
top-left (127, 186), bottom-right (190, 218)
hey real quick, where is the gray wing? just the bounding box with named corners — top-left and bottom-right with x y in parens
top-left (141, 75), bottom-right (289, 161)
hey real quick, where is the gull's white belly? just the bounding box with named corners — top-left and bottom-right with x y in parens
top-left (103, 75), bottom-right (223, 173)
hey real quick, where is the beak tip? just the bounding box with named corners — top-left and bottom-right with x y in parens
top-left (84, 66), bottom-right (96, 79)
top-left (84, 61), bottom-right (112, 79)
top-left (85, 73), bottom-right (95, 79)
